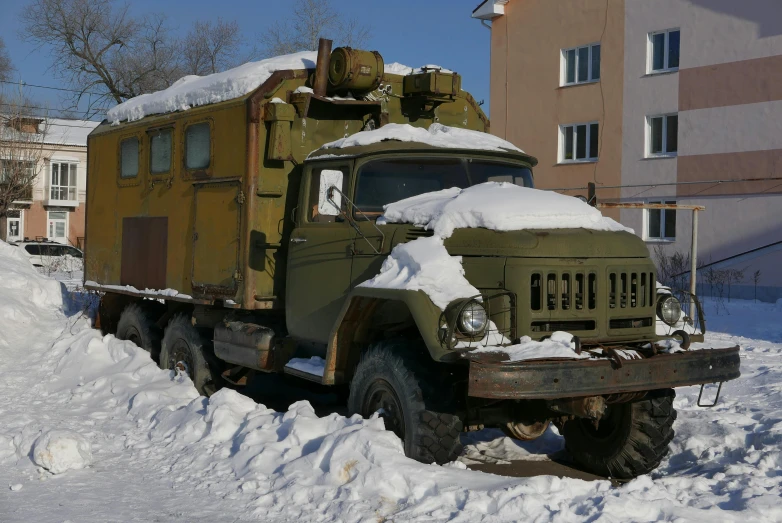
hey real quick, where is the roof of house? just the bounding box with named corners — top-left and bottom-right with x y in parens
top-left (44, 119), bottom-right (101, 147)
top-left (472, 0), bottom-right (509, 20)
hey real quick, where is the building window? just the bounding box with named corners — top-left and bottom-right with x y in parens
top-left (647, 114), bottom-right (678, 156)
top-left (559, 122), bottom-right (599, 162)
top-left (648, 29), bottom-right (680, 73)
top-left (185, 122), bottom-right (211, 170)
top-left (1, 159), bottom-right (35, 183)
top-left (120, 137), bottom-right (139, 178)
top-left (47, 210), bottom-right (68, 243)
top-left (561, 44), bottom-right (601, 85)
top-left (150, 128), bottom-right (173, 174)
top-left (647, 201), bottom-right (676, 240)
top-left (50, 162), bottom-right (77, 201)
top-left (6, 210), bottom-right (22, 241)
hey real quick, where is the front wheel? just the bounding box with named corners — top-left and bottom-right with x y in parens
top-left (561, 389), bottom-right (677, 479)
top-left (348, 341), bottom-right (463, 464)
top-left (160, 315), bottom-right (221, 396)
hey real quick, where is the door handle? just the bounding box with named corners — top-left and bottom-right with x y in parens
top-left (290, 237), bottom-right (307, 244)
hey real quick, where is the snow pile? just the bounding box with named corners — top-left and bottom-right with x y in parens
top-left (32, 430), bottom-right (92, 474)
top-left (380, 182), bottom-right (630, 237)
top-left (471, 331), bottom-right (592, 362)
top-left (107, 51), bottom-right (317, 123)
top-left (316, 122), bottom-right (524, 154)
top-left (359, 235), bottom-right (479, 309)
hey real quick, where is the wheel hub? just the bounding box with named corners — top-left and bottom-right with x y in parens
top-left (170, 339), bottom-right (195, 380)
top-left (364, 380), bottom-right (405, 441)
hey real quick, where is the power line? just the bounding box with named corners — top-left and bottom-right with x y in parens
top-left (0, 79), bottom-right (106, 97)
top-left (0, 101), bottom-right (99, 117)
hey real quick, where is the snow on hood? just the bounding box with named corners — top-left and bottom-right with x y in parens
top-left (315, 123), bottom-right (524, 155)
top-left (107, 52), bottom-right (319, 123)
top-left (379, 182), bottom-right (631, 238)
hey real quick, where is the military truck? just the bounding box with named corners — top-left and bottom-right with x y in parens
top-left (85, 39), bottom-right (740, 479)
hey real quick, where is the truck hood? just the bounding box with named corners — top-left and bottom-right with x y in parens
top-left (439, 228), bottom-right (649, 259)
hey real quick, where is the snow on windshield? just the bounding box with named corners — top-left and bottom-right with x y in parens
top-left (379, 182), bottom-right (630, 238)
top-left (315, 123), bottom-right (524, 155)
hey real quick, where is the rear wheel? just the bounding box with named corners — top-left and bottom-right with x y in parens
top-left (116, 302), bottom-right (163, 360)
top-left (348, 340), bottom-right (464, 464)
top-left (561, 389), bottom-right (677, 479)
top-left (160, 314), bottom-right (221, 396)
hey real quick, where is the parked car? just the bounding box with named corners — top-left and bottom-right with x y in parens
top-left (16, 240), bottom-right (83, 272)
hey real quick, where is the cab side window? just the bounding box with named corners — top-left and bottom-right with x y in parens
top-left (308, 167), bottom-right (348, 223)
top-left (150, 128), bottom-right (173, 174)
top-left (185, 122), bottom-right (210, 170)
top-left (120, 137), bottom-right (139, 178)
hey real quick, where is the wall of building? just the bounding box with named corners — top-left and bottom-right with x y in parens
top-left (616, 0), bottom-right (782, 301)
top-left (19, 144), bottom-right (88, 246)
top-left (491, 0), bottom-right (625, 219)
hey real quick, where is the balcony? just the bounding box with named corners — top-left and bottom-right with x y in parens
top-left (3, 185), bottom-right (34, 204)
top-left (44, 186), bottom-right (79, 208)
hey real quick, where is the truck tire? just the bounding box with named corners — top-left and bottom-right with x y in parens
top-left (160, 315), bottom-right (220, 397)
top-left (348, 340), bottom-right (463, 465)
top-left (116, 303), bottom-right (162, 360)
top-left (562, 389), bottom-right (677, 479)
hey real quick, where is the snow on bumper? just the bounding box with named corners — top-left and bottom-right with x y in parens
top-left (466, 346), bottom-right (741, 400)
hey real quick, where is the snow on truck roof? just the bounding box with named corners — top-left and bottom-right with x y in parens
top-left (105, 51), bottom-right (435, 124)
top-left (312, 123), bottom-right (525, 156)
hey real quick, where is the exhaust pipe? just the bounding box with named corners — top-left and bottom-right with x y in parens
top-left (313, 37), bottom-right (333, 97)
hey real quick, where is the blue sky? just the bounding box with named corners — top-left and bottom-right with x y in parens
top-left (0, 0), bottom-right (492, 120)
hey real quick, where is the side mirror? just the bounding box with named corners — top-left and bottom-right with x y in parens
top-left (318, 169), bottom-right (344, 216)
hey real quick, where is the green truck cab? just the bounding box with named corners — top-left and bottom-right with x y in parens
top-left (86, 40), bottom-right (740, 479)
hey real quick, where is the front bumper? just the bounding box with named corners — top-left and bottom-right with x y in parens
top-left (467, 346), bottom-right (741, 400)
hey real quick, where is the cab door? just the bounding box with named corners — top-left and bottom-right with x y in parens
top-left (285, 164), bottom-right (353, 344)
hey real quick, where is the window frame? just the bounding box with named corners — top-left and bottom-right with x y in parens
top-left (49, 160), bottom-right (78, 202)
top-left (644, 200), bottom-right (677, 242)
top-left (182, 119), bottom-right (214, 179)
top-left (117, 133), bottom-right (143, 187)
top-left (147, 125), bottom-right (175, 177)
top-left (560, 43), bottom-right (601, 86)
top-left (645, 113), bottom-right (678, 158)
top-left (558, 122), bottom-right (600, 163)
top-left (647, 29), bottom-right (680, 74)
top-left (303, 163), bottom-right (353, 226)
top-left (47, 209), bottom-right (69, 243)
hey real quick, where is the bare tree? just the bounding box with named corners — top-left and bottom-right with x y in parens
top-left (0, 37), bottom-right (13, 82)
top-left (182, 18), bottom-right (241, 76)
top-left (0, 98), bottom-right (49, 242)
top-left (259, 0), bottom-right (372, 57)
top-left (19, 0), bottom-right (246, 115)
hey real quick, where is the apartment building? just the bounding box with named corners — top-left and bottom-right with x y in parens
top-left (474, 0), bottom-right (782, 301)
top-left (3, 117), bottom-right (99, 248)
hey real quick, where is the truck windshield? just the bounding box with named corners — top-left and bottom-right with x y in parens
top-left (354, 158), bottom-right (533, 213)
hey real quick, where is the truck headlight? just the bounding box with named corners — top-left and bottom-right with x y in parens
top-left (458, 300), bottom-right (488, 335)
top-left (657, 295), bottom-right (682, 326)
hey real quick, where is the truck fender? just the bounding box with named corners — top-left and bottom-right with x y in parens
top-left (321, 287), bottom-right (446, 385)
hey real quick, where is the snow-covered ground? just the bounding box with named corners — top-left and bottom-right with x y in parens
top-left (2, 239), bottom-right (782, 522)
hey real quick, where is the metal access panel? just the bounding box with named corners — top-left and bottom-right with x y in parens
top-left (191, 181), bottom-right (242, 297)
top-left (121, 216), bottom-right (168, 290)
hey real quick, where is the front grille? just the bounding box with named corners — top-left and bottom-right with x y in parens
top-left (531, 271), bottom-right (597, 311)
top-left (531, 320), bottom-right (596, 332)
top-left (609, 317), bottom-right (653, 329)
top-left (608, 271), bottom-right (655, 309)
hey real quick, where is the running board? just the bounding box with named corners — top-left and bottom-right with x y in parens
top-left (283, 357), bottom-right (326, 384)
